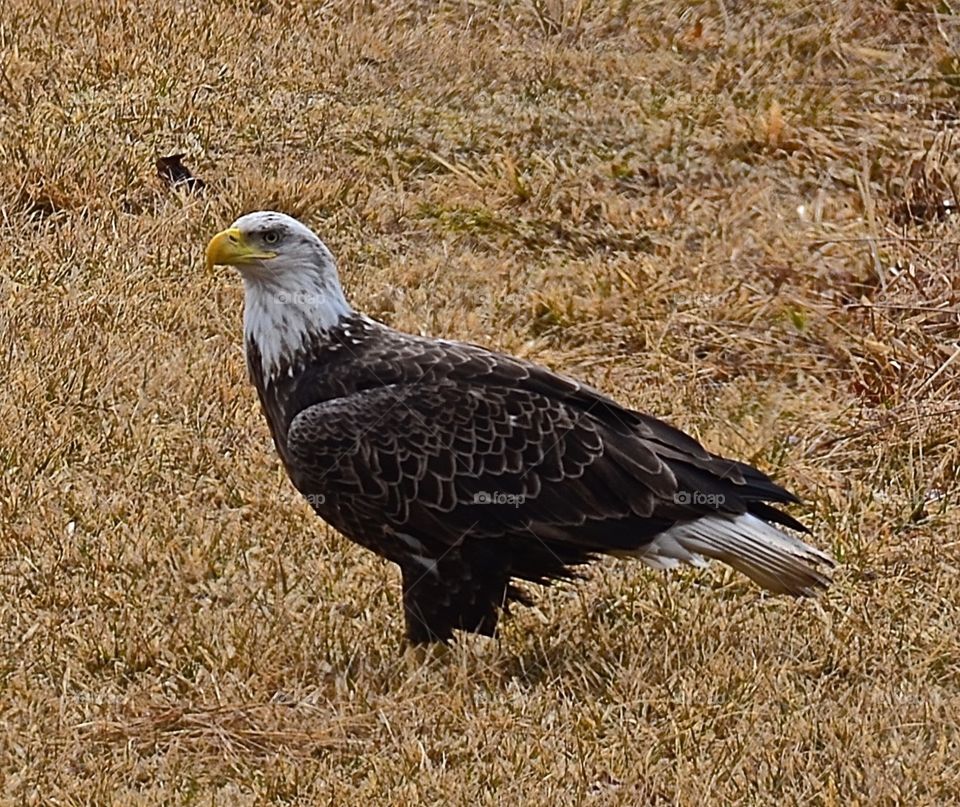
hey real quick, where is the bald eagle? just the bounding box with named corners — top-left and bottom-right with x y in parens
top-left (206, 211), bottom-right (833, 645)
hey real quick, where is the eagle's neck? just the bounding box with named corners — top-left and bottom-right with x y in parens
top-left (243, 271), bottom-right (352, 387)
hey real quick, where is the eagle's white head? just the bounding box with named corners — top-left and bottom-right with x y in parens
top-left (206, 211), bottom-right (353, 381)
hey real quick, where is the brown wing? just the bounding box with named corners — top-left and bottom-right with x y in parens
top-left (283, 363), bottom-right (810, 643)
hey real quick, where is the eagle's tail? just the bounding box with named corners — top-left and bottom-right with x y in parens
top-left (636, 513), bottom-right (833, 595)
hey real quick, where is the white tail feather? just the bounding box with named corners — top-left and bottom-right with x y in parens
top-left (636, 513), bottom-right (833, 594)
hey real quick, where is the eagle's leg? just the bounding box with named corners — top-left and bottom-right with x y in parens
top-left (399, 554), bottom-right (506, 647)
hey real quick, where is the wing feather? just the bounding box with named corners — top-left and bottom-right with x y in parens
top-left (270, 326), bottom-right (828, 642)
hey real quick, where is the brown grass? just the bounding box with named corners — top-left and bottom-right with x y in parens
top-left (2, 0), bottom-right (960, 803)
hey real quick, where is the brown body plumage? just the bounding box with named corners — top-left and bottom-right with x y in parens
top-left (208, 211), bottom-right (834, 645)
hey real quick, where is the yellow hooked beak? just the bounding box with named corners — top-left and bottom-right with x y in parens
top-left (205, 227), bottom-right (276, 272)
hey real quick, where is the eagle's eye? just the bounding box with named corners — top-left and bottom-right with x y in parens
top-left (263, 230), bottom-right (280, 245)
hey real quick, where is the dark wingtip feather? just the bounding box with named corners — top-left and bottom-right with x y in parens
top-left (746, 501), bottom-right (809, 533)
top-left (731, 460), bottom-right (802, 505)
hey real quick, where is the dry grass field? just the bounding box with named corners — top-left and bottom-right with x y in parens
top-left (2, 0), bottom-right (960, 803)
